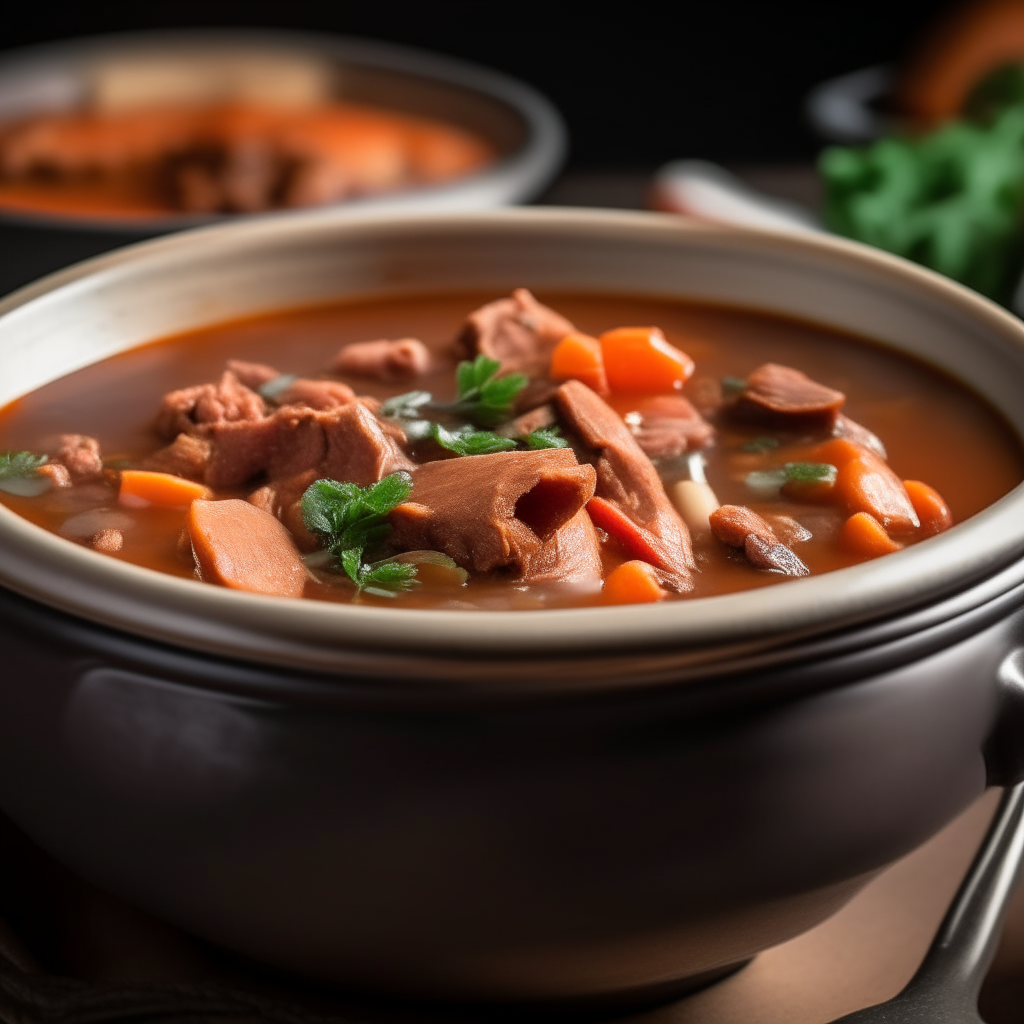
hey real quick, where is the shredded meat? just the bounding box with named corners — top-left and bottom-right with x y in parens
top-left (140, 433), bottom-right (212, 481)
top-left (626, 394), bottom-right (715, 459)
top-left (388, 449), bottom-right (596, 575)
top-left (225, 360), bottom-right (280, 390)
top-left (205, 401), bottom-right (414, 489)
top-left (455, 288), bottom-right (577, 376)
top-left (156, 371), bottom-right (265, 439)
top-left (709, 505), bottom-right (809, 576)
top-left (499, 404), bottom-right (558, 439)
top-left (519, 509), bottom-right (603, 587)
top-left (247, 470), bottom-right (320, 553)
top-left (274, 379), bottom-right (356, 410)
top-left (554, 380), bottom-right (695, 577)
top-left (331, 338), bottom-right (432, 380)
top-left (47, 434), bottom-right (103, 482)
top-left (737, 363), bottom-right (845, 427)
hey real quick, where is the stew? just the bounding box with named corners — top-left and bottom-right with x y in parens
top-left (0, 290), bottom-right (1020, 610)
top-left (0, 102), bottom-right (494, 219)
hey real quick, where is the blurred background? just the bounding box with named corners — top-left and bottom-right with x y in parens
top-left (0, 0), bottom-right (947, 170)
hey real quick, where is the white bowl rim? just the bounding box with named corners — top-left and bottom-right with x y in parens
top-left (1, 205), bottom-right (1023, 688)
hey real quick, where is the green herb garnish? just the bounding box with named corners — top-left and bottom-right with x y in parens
top-left (0, 450), bottom-right (50, 497)
top-left (741, 436), bottom-right (780, 453)
top-left (522, 427), bottom-right (569, 450)
top-left (784, 462), bottom-right (838, 484)
top-left (445, 356), bottom-right (528, 427)
top-left (722, 375), bottom-right (747, 396)
top-left (257, 374), bottom-right (297, 401)
top-left (380, 390), bottom-right (433, 419)
top-left (340, 549), bottom-right (419, 599)
top-left (301, 472), bottom-right (419, 596)
top-left (433, 423), bottom-right (518, 457)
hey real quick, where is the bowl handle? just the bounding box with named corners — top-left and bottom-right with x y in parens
top-left (985, 647), bottom-right (1024, 785)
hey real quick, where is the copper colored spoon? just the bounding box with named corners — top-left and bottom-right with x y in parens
top-left (829, 783), bottom-right (1024, 1024)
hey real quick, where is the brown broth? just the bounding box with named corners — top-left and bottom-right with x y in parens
top-left (1, 290), bottom-right (1022, 610)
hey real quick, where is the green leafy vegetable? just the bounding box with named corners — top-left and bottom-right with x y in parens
top-left (721, 376), bottom-right (747, 396)
top-left (341, 551), bottom-right (419, 599)
top-left (433, 423), bottom-right (518, 457)
top-left (784, 462), bottom-right (838, 484)
top-left (446, 356), bottom-right (528, 427)
top-left (522, 427), bottom-right (569, 450)
top-left (820, 101), bottom-right (1024, 303)
top-left (257, 374), bottom-right (298, 401)
top-left (0, 450), bottom-right (50, 497)
top-left (301, 472), bottom-right (418, 595)
top-left (741, 436), bottom-right (780, 453)
top-left (381, 390), bottom-right (433, 419)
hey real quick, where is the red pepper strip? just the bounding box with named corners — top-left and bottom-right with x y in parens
top-left (586, 496), bottom-right (674, 571)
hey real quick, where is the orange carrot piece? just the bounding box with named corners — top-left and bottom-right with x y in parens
top-left (904, 480), bottom-right (954, 537)
top-left (188, 499), bottom-right (308, 598)
top-left (599, 326), bottom-right (695, 394)
top-left (586, 496), bottom-right (671, 569)
top-left (119, 470), bottom-right (212, 508)
top-left (834, 450), bottom-right (919, 536)
top-left (550, 332), bottom-right (610, 396)
top-left (839, 512), bottom-right (902, 558)
top-left (602, 560), bottom-right (668, 605)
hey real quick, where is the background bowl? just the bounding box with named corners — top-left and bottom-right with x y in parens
top-left (0, 29), bottom-right (566, 296)
top-left (2, 209), bottom-right (1024, 1008)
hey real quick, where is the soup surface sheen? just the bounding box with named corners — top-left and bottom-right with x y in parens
top-left (0, 291), bottom-right (1020, 610)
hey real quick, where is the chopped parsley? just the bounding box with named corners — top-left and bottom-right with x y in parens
top-left (301, 472), bottom-right (419, 596)
top-left (446, 356), bottom-right (528, 427)
top-left (741, 436), bottom-right (780, 453)
top-left (380, 390), bottom-right (433, 420)
top-left (522, 427), bottom-right (569, 450)
top-left (0, 450), bottom-right (50, 497)
top-left (784, 462), bottom-right (838, 484)
top-left (721, 375), bottom-right (747, 396)
top-left (433, 424), bottom-right (518, 457)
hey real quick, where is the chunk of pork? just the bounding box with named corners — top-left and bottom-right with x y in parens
top-left (626, 395), bottom-right (714, 459)
top-left (554, 380), bottom-right (695, 577)
top-left (156, 371), bottom-right (265, 439)
top-left (47, 434), bottom-right (104, 482)
top-left (205, 401), bottom-right (414, 489)
top-left (455, 288), bottom-right (577, 376)
top-left (519, 509), bottom-right (603, 587)
top-left (737, 363), bottom-right (845, 428)
top-left (331, 338), bottom-right (432, 380)
top-left (709, 505), bottom-right (809, 576)
top-left (140, 433), bottom-right (212, 481)
top-left (388, 449), bottom-right (596, 574)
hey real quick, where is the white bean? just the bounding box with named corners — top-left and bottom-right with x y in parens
top-left (669, 479), bottom-right (720, 534)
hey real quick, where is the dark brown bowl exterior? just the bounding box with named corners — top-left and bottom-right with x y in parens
top-left (2, 563), bottom-right (1023, 1006)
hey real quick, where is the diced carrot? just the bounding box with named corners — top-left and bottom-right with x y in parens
top-left (903, 480), bottom-right (954, 537)
top-left (834, 450), bottom-right (920, 536)
top-left (602, 560), bottom-right (668, 605)
top-left (550, 333), bottom-right (609, 396)
top-left (599, 326), bottom-right (695, 394)
top-left (586, 496), bottom-right (671, 569)
top-left (801, 437), bottom-right (865, 469)
top-left (119, 470), bottom-right (212, 508)
top-left (839, 512), bottom-right (902, 558)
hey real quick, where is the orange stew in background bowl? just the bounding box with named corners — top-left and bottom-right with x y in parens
top-left (0, 290), bottom-right (1021, 610)
top-left (0, 102), bottom-right (495, 219)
